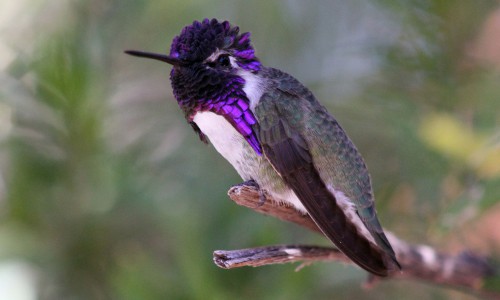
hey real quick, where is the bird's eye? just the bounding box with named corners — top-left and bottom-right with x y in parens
top-left (217, 55), bottom-right (230, 67)
top-left (206, 54), bottom-right (232, 69)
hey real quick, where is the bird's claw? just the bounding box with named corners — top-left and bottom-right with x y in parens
top-left (240, 180), bottom-right (267, 208)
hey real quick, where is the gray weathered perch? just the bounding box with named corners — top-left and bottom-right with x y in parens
top-left (213, 183), bottom-right (499, 298)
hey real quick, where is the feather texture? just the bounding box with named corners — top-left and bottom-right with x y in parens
top-left (254, 68), bottom-right (400, 275)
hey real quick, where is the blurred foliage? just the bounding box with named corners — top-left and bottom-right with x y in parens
top-left (0, 0), bottom-right (499, 299)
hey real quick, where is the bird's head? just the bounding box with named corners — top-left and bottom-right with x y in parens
top-left (126, 19), bottom-right (261, 115)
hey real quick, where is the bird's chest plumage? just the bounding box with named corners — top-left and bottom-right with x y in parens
top-left (192, 111), bottom-right (306, 212)
top-left (192, 111), bottom-right (257, 179)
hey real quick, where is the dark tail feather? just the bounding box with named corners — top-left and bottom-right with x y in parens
top-left (285, 168), bottom-right (395, 276)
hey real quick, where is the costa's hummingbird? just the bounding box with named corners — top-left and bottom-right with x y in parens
top-left (126, 18), bottom-right (400, 276)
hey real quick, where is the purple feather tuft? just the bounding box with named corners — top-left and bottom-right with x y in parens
top-left (235, 49), bottom-right (255, 59)
top-left (237, 99), bottom-right (249, 111)
top-left (169, 18), bottom-right (260, 70)
top-left (238, 32), bottom-right (250, 45)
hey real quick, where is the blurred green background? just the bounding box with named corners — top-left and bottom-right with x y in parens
top-left (1, 0), bottom-right (499, 299)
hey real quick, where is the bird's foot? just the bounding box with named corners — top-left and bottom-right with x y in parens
top-left (240, 180), bottom-right (267, 207)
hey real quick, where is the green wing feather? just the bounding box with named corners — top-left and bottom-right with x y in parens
top-left (254, 68), bottom-right (400, 275)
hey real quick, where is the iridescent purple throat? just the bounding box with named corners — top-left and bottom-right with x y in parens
top-left (219, 97), bottom-right (261, 154)
top-left (189, 92), bottom-right (261, 155)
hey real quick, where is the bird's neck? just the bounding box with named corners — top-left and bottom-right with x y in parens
top-left (237, 69), bottom-right (266, 113)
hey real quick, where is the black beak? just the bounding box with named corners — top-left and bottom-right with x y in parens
top-left (124, 50), bottom-right (183, 66)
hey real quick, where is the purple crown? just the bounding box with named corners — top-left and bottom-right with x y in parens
top-left (169, 18), bottom-right (260, 71)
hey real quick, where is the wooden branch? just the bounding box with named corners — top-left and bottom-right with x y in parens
top-left (214, 244), bottom-right (347, 269)
top-left (213, 183), bottom-right (500, 298)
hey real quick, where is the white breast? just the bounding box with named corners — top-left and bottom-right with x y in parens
top-left (193, 111), bottom-right (307, 213)
top-left (192, 111), bottom-right (250, 178)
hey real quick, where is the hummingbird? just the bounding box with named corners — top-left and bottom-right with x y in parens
top-left (126, 18), bottom-right (400, 276)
